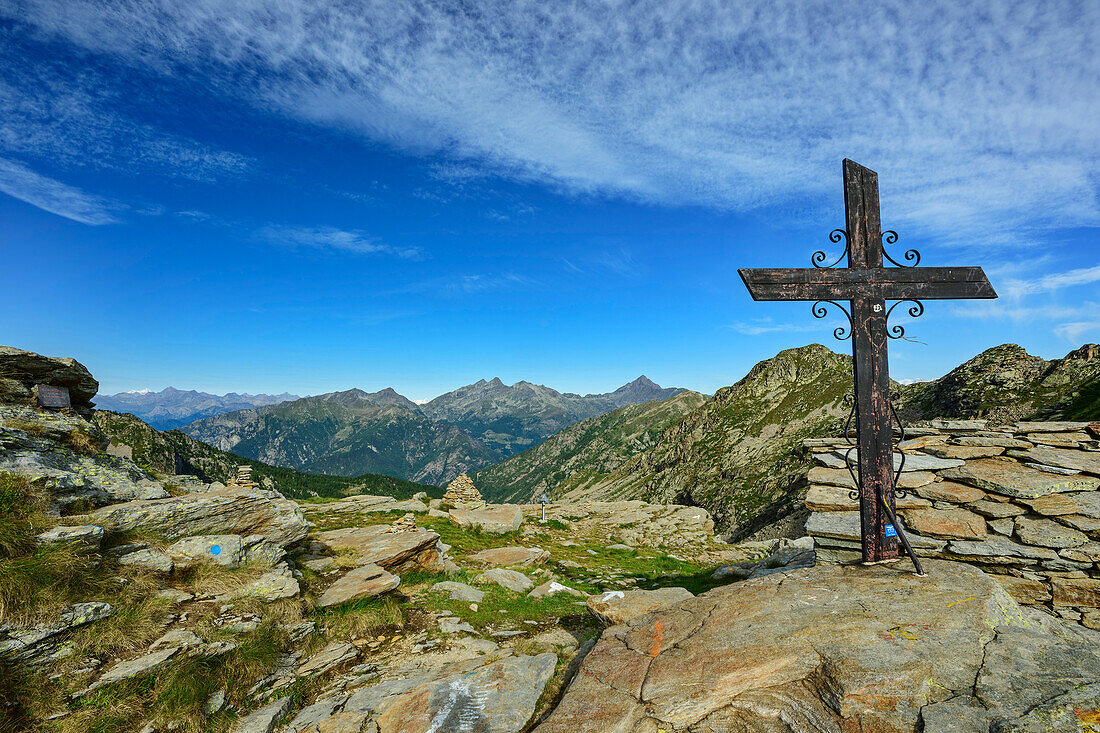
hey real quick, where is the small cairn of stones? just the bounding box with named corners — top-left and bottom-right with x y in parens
top-left (441, 473), bottom-right (485, 510)
top-left (227, 465), bottom-right (258, 489)
top-left (384, 513), bottom-right (418, 534)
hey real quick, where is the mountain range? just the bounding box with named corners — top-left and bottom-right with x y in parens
top-left (94, 387), bottom-right (300, 430)
top-left (180, 376), bottom-right (686, 485)
top-left (475, 342), bottom-right (1100, 537)
top-left (92, 409), bottom-right (440, 501)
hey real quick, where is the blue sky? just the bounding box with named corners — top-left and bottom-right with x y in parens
top-left (1, 1), bottom-right (1097, 400)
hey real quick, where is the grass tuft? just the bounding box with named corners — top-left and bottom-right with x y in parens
top-left (316, 595), bottom-right (405, 639)
top-left (63, 430), bottom-right (99, 457)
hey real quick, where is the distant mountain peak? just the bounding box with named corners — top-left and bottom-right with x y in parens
top-left (95, 387), bottom-right (301, 431)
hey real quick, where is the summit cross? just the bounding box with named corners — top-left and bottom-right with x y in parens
top-left (739, 159), bottom-right (997, 570)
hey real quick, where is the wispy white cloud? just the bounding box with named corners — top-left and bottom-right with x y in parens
top-left (0, 46), bottom-right (249, 186)
top-left (561, 248), bottom-right (642, 279)
top-left (725, 317), bottom-right (828, 336)
top-left (5, 1), bottom-right (1097, 248)
top-left (0, 157), bottom-right (117, 224)
top-left (258, 225), bottom-right (423, 259)
top-left (997, 264), bottom-right (1100, 299)
top-left (384, 272), bottom-right (537, 298)
top-left (1053, 321), bottom-right (1100, 343)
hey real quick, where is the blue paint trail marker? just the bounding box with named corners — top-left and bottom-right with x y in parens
top-left (210, 544), bottom-right (222, 556)
top-left (884, 525), bottom-right (898, 539)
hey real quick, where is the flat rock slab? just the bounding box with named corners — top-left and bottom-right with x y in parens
top-left (302, 495), bottom-right (429, 515)
top-left (914, 481), bottom-right (985, 504)
top-left (0, 601), bottom-right (112, 664)
top-left (82, 487), bottom-right (308, 546)
top-left (298, 642), bottom-right (358, 677)
top-left (586, 587), bottom-right (694, 627)
top-left (84, 646), bottom-right (181, 693)
top-left (992, 575), bottom-right (1051, 606)
top-left (1014, 516), bottom-right (1089, 548)
top-left (805, 511), bottom-right (945, 550)
top-left (167, 534), bottom-right (244, 569)
top-left (469, 546), bottom-right (550, 567)
top-left (806, 484), bottom-right (930, 512)
top-left (224, 572), bottom-right (300, 602)
top-left (900, 507), bottom-right (986, 540)
top-left (1013, 421), bottom-right (1091, 433)
top-left (828, 450), bottom-right (965, 472)
top-left (116, 548), bottom-right (173, 573)
top-left (314, 526), bottom-right (442, 573)
top-left (1051, 576), bottom-right (1100, 607)
top-left (232, 696), bottom-right (292, 733)
top-left (945, 536), bottom-right (1058, 563)
top-left (284, 653), bottom-right (557, 733)
top-left (534, 560), bottom-right (1100, 733)
top-left (925, 445), bottom-right (1005, 459)
top-left (449, 505), bottom-right (523, 534)
top-left (36, 525), bottom-right (103, 552)
top-left (807, 466), bottom-right (936, 490)
top-left (528, 580), bottom-right (588, 600)
top-left (1008, 445), bottom-right (1100, 476)
top-left (941, 459), bottom-right (1098, 499)
top-left (431, 581), bottom-right (485, 602)
top-left (474, 568), bottom-right (533, 593)
top-left (316, 563), bottom-right (400, 608)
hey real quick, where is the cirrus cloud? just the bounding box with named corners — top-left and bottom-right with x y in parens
top-left (3, 0), bottom-right (1098, 248)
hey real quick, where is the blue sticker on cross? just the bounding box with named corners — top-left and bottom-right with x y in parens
top-left (884, 525), bottom-right (898, 538)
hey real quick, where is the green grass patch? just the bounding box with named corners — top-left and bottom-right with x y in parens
top-left (420, 574), bottom-right (590, 632)
top-left (314, 595), bottom-right (406, 639)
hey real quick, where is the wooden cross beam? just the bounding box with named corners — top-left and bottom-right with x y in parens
top-left (739, 159), bottom-right (996, 568)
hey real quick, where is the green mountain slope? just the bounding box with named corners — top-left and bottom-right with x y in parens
top-left (473, 390), bottom-right (708, 503)
top-left (421, 376), bottom-right (685, 457)
top-left (896, 343), bottom-right (1100, 422)
top-left (557, 345), bottom-right (854, 533)
top-left (93, 410), bottom-right (440, 500)
top-left (528, 342), bottom-right (1099, 537)
top-left (181, 390), bottom-right (497, 485)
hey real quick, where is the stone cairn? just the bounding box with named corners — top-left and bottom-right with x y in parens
top-left (441, 473), bottom-right (484, 510)
top-left (227, 465), bottom-right (258, 490)
top-left (384, 513), bottom-right (418, 534)
top-left (802, 419), bottom-right (1100, 629)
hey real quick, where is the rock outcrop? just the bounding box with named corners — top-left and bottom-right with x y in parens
top-left (313, 525), bottom-right (447, 573)
top-left (449, 504), bottom-right (524, 534)
top-left (536, 560), bottom-right (1100, 732)
top-left (0, 406), bottom-right (169, 510)
top-left (0, 345), bottom-right (98, 413)
top-left (79, 486), bottom-right (309, 546)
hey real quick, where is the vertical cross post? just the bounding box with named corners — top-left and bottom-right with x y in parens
top-left (843, 161), bottom-right (897, 562)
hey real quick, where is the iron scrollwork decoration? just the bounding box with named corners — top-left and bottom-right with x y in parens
top-left (811, 229), bottom-right (849, 269)
top-left (841, 393), bottom-right (860, 501)
top-left (812, 300), bottom-right (853, 341)
top-left (880, 230), bottom-right (921, 267)
top-left (889, 396), bottom-right (908, 499)
top-left (885, 299), bottom-right (925, 340)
